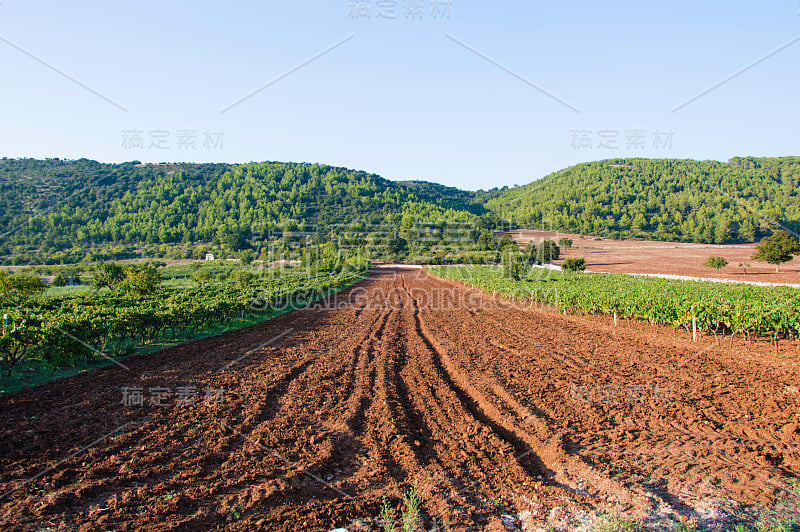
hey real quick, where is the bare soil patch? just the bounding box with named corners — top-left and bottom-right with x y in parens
top-left (507, 230), bottom-right (800, 284)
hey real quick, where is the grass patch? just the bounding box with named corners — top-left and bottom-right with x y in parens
top-left (379, 483), bottom-right (423, 532)
top-left (590, 506), bottom-right (650, 532)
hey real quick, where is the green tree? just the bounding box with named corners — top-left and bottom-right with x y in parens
top-left (524, 242), bottom-right (538, 263)
top-left (562, 257), bottom-right (586, 272)
top-left (121, 264), bottom-right (161, 295)
top-left (0, 312), bottom-right (41, 375)
top-left (191, 268), bottom-right (211, 286)
top-left (536, 240), bottom-right (560, 264)
top-left (501, 250), bottom-right (527, 280)
top-left (558, 237), bottom-right (573, 249)
top-left (387, 237), bottom-right (408, 260)
top-left (703, 256), bottom-right (728, 270)
top-left (0, 270), bottom-right (46, 305)
top-left (752, 230), bottom-right (800, 272)
top-left (92, 262), bottom-right (126, 291)
top-left (225, 228), bottom-right (253, 251)
top-left (233, 269), bottom-right (255, 289)
top-left (476, 230), bottom-right (496, 251)
top-left (498, 234), bottom-right (517, 251)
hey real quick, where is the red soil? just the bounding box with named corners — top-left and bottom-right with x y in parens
top-left (0, 268), bottom-right (798, 530)
top-left (507, 230), bottom-right (800, 284)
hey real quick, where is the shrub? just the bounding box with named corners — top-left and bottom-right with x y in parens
top-left (703, 256), bottom-right (728, 270)
top-left (562, 257), bottom-right (587, 272)
top-left (233, 269), bottom-right (255, 289)
top-left (536, 240), bottom-right (560, 264)
top-left (0, 270), bottom-right (46, 304)
top-left (121, 265), bottom-right (162, 295)
top-left (0, 313), bottom-right (41, 375)
top-left (501, 251), bottom-right (528, 280)
top-left (92, 262), bottom-right (126, 290)
top-left (752, 229), bottom-right (800, 272)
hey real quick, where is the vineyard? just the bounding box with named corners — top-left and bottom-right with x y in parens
top-left (428, 265), bottom-right (800, 338)
top-left (0, 268), bottom-right (366, 375)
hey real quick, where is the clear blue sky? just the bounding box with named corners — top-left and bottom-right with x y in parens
top-left (0, 1), bottom-right (798, 190)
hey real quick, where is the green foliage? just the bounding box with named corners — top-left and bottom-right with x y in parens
top-left (703, 256), bottom-right (729, 270)
top-left (191, 268), bottom-right (212, 286)
top-left (0, 159), bottom-right (478, 265)
top-left (378, 485), bottom-right (422, 532)
top-left (120, 264), bottom-right (162, 296)
top-left (92, 262), bottom-right (126, 291)
top-left (1, 267), bottom-right (368, 372)
top-left (387, 237), bottom-right (409, 259)
top-left (401, 484), bottom-right (421, 532)
top-left (562, 257), bottom-right (587, 272)
top-left (536, 240), bottom-right (560, 263)
top-left (476, 230), bottom-right (498, 251)
top-left (752, 229), bottom-right (800, 272)
top-left (232, 269), bottom-right (255, 289)
top-left (498, 234), bottom-right (518, 251)
top-left (558, 237), bottom-right (573, 249)
top-left (501, 250), bottom-right (527, 280)
top-left (380, 497), bottom-right (396, 532)
top-left (0, 312), bottom-right (41, 375)
top-left (486, 157), bottom-right (800, 243)
top-left (589, 506), bottom-right (649, 531)
top-left (224, 228), bottom-right (252, 251)
top-left (92, 262), bottom-right (161, 295)
top-left (429, 265), bottom-right (800, 337)
top-left (0, 270), bottom-right (45, 305)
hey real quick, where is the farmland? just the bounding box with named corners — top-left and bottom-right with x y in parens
top-left (506, 230), bottom-right (800, 285)
top-left (0, 267), bottom-right (798, 530)
top-left (0, 262), bottom-right (367, 393)
top-left (428, 265), bottom-right (800, 339)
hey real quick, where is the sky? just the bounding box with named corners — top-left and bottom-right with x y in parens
top-left (0, 1), bottom-right (798, 190)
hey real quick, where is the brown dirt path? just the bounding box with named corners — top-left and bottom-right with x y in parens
top-left (0, 267), bottom-right (798, 531)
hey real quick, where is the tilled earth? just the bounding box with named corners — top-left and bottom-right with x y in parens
top-left (1, 267), bottom-right (799, 531)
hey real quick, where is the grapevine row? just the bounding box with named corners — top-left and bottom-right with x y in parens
top-left (428, 266), bottom-right (800, 337)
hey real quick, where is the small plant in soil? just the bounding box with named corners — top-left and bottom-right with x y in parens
top-left (380, 496), bottom-right (396, 532)
top-left (401, 483), bottom-right (421, 532)
top-left (379, 484), bottom-right (423, 532)
top-left (590, 506), bottom-right (650, 531)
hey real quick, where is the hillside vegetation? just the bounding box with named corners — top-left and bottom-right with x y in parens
top-left (485, 156), bottom-right (800, 243)
top-left (0, 159), bottom-right (481, 264)
top-left (2, 156), bottom-right (800, 264)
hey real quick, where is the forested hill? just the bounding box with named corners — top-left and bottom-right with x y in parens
top-left (2, 156), bottom-right (800, 264)
top-left (0, 159), bottom-right (479, 264)
top-left (485, 157), bottom-right (800, 244)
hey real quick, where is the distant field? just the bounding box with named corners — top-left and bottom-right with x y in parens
top-left (507, 229), bottom-right (800, 284)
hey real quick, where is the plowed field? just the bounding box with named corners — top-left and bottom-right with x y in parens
top-left (1, 267), bottom-right (799, 531)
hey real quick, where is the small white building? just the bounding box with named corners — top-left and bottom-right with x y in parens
top-left (204, 253), bottom-right (215, 261)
